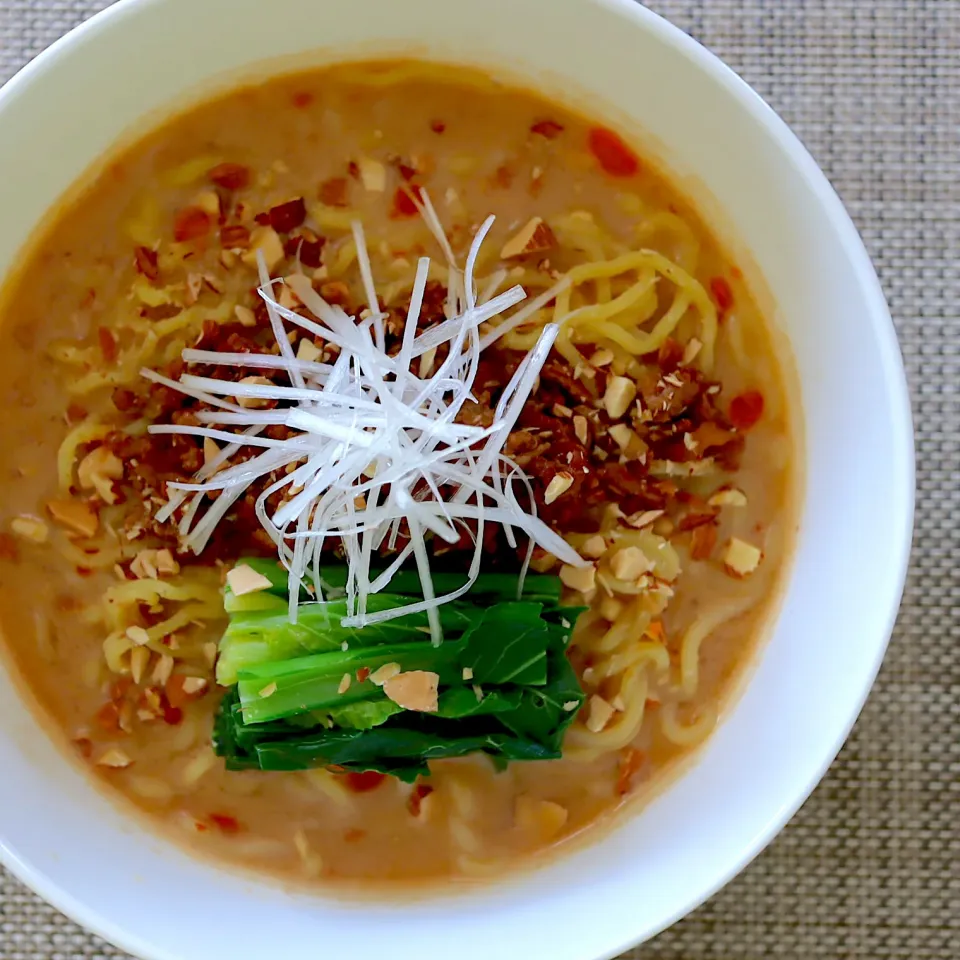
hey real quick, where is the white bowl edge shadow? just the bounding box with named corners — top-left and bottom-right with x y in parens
top-left (0, 1), bottom-right (914, 959)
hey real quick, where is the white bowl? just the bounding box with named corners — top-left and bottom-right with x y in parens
top-left (0, 0), bottom-right (913, 957)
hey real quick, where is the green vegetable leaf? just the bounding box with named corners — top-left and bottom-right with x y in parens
top-left (325, 699), bottom-right (403, 730)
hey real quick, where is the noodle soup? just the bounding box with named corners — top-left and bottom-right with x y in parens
top-left (0, 62), bottom-right (795, 885)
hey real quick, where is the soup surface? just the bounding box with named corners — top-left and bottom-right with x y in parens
top-left (0, 61), bottom-right (795, 887)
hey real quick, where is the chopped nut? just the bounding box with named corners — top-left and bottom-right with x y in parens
top-left (682, 337), bottom-right (703, 365)
top-left (234, 376), bottom-right (274, 409)
top-left (77, 446), bottom-right (124, 504)
top-left (184, 272), bottom-right (204, 305)
top-left (589, 348), bottom-right (614, 368)
top-left (226, 563), bottom-right (274, 596)
top-left (152, 655), bottom-right (174, 687)
top-left (11, 516), bottom-right (48, 544)
top-left (296, 338), bottom-right (322, 362)
top-left (708, 487), bottom-right (748, 508)
top-left (357, 157), bottom-right (387, 192)
top-left (203, 436), bottom-right (221, 468)
top-left (580, 534), bottom-right (607, 559)
top-left (337, 673), bottom-right (352, 694)
top-left (96, 748), bottom-right (133, 769)
top-left (515, 796), bottom-right (568, 840)
top-left (603, 376), bottom-right (637, 420)
top-left (129, 646), bottom-right (150, 684)
top-left (369, 662), bottom-right (402, 686)
top-left (155, 549), bottom-right (179, 577)
top-left (600, 595), bottom-right (624, 621)
top-left (194, 190), bottom-right (221, 218)
top-left (46, 499), bottom-right (98, 538)
top-left (383, 670), bottom-right (439, 712)
top-left (543, 471), bottom-right (574, 504)
top-left (241, 226), bottom-right (285, 272)
top-left (258, 682), bottom-right (278, 698)
top-left (234, 305), bottom-right (257, 327)
top-left (551, 403), bottom-right (573, 418)
top-left (586, 694), bottom-right (615, 733)
top-left (125, 625), bottom-right (150, 646)
top-left (608, 423), bottom-right (635, 450)
top-left (500, 216), bottom-right (556, 259)
top-left (609, 546), bottom-right (654, 581)
top-left (723, 537), bottom-right (762, 577)
top-left (278, 284), bottom-right (298, 310)
top-left (419, 346), bottom-right (437, 378)
top-left (625, 509), bottom-right (664, 529)
top-left (559, 562), bottom-right (596, 594)
top-left (130, 550), bottom-right (158, 579)
top-left (462, 667), bottom-right (474, 681)
top-left (562, 700), bottom-right (580, 712)
top-left (181, 677), bottom-right (208, 696)
top-left (651, 458), bottom-right (716, 477)
top-left (683, 432), bottom-right (698, 452)
top-left (573, 415), bottom-right (589, 445)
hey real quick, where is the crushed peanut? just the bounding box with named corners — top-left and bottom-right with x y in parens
top-left (242, 226), bottom-right (284, 271)
top-left (608, 423), bottom-right (635, 450)
top-left (152, 654), bottom-right (175, 687)
top-left (77, 446), bottom-right (124, 504)
top-left (723, 537), bottom-right (762, 577)
top-left (369, 662), bottom-right (402, 686)
top-left (543, 471), bottom-right (574, 504)
top-left (45, 498), bottom-right (98, 538)
top-left (580, 534), bottom-right (607, 559)
top-left (10, 515), bottom-right (48, 544)
top-left (125, 625), bottom-right (151, 646)
top-left (559, 562), bottom-right (596, 594)
top-left (234, 376), bottom-right (274, 409)
top-left (337, 673), bottom-right (352, 695)
top-left (603, 375), bottom-right (637, 420)
top-left (586, 694), bottom-right (615, 733)
top-left (296, 338), bottom-right (322, 362)
top-left (589, 348), bottom-right (614, 368)
top-left (625, 509), bottom-right (664, 529)
top-left (708, 487), bottom-right (748, 508)
top-left (383, 670), bottom-right (440, 712)
top-left (609, 545), bottom-right (654, 581)
top-left (357, 157), bottom-right (387, 192)
top-left (202, 437), bottom-right (220, 469)
top-left (573, 415), bottom-right (589, 445)
top-left (233, 305), bottom-right (257, 327)
top-left (682, 337), bottom-right (703, 365)
top-left (96, 748), bottom-right (133, 769)
top-left (181, 677), bottom-right (208, 696)
top-left (226, 563), bottom-right (274, 596)
top-left (129, 646), bottom-right (150, 684)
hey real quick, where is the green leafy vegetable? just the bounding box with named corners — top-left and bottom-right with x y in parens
top-left (212, 565), bottom-right (587, 781)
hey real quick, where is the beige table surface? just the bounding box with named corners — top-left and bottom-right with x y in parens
top-left (0, 1), bottom-right (956, 958)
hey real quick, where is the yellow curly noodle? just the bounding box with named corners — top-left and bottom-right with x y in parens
top-left (90, 570), bottom-right (223, 673)
top-left (488, 213), bottom-right (717, 373)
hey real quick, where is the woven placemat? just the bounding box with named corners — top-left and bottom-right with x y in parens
top-left (0, 1), bottom-right (956, 958)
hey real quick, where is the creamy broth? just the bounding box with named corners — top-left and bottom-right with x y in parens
top-left (0, 62), bottom-right (795, 886)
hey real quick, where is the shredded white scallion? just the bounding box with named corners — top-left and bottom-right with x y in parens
top-left (144, 193), bottom-right (585, 643)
